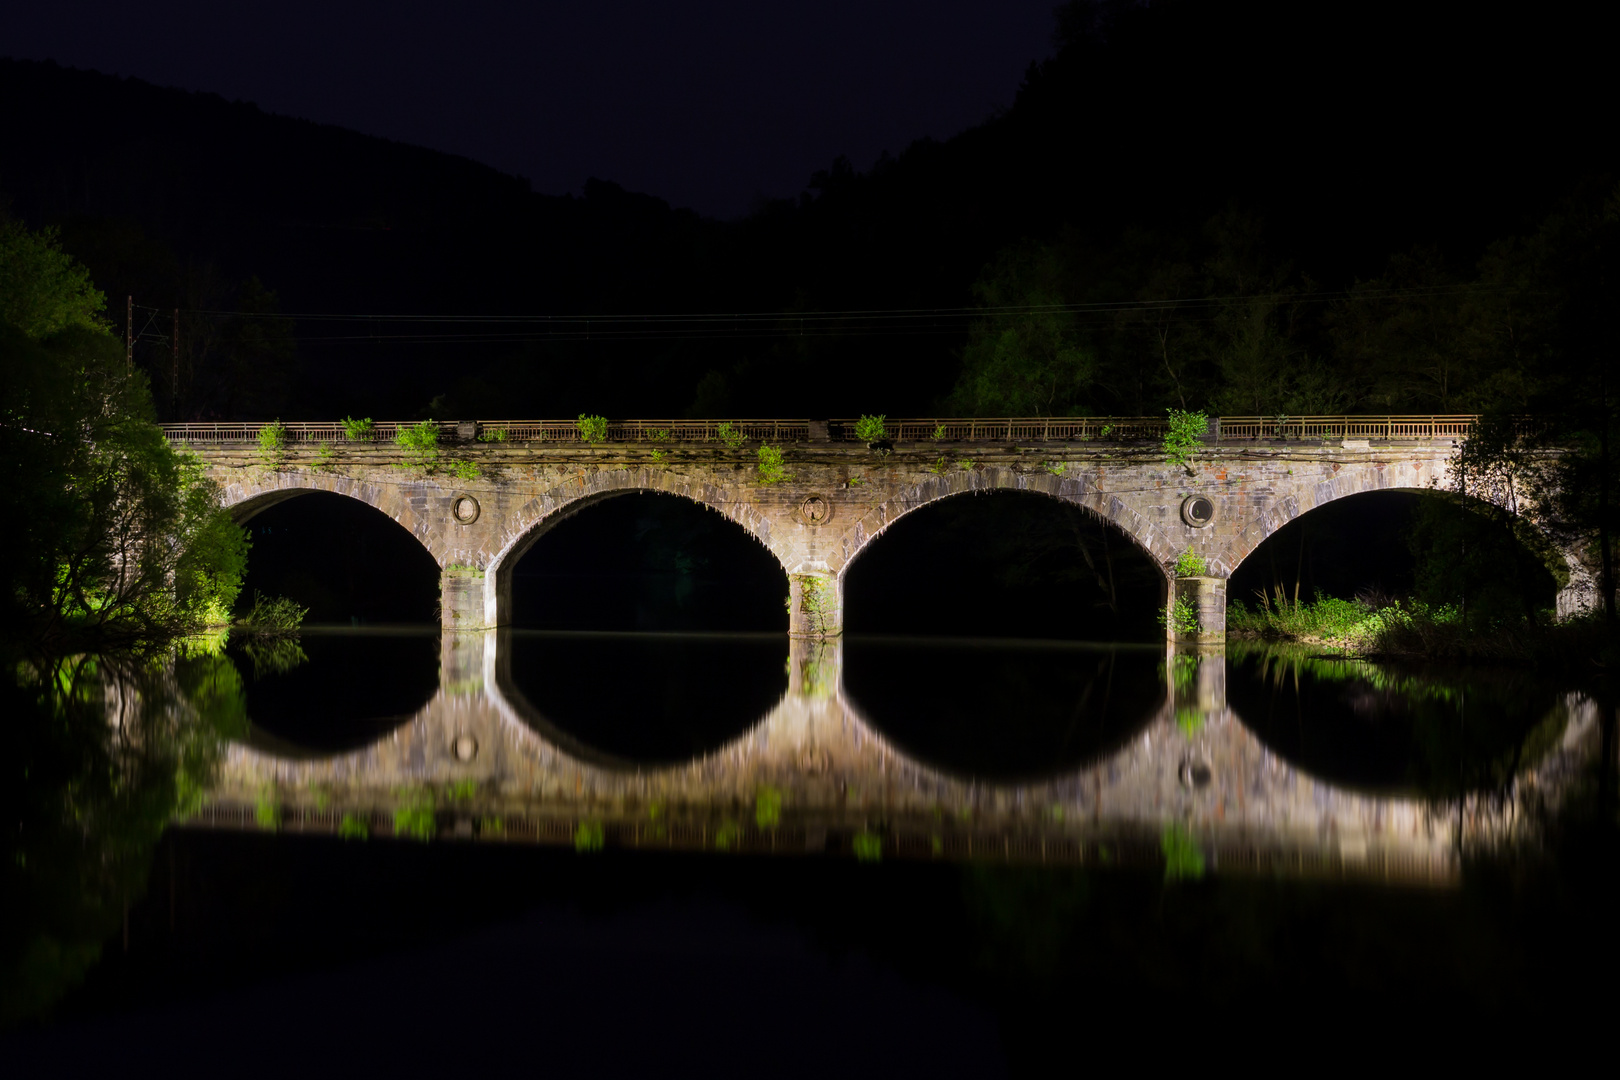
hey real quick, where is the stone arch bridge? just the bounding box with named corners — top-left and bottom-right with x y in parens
top-left (166, 415), bottom-right (1594, 641)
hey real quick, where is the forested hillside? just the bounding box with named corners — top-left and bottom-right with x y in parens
top-left (2, 0), bottom-right (1614, 420)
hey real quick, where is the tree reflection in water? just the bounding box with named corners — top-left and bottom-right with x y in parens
top-left (1, 644), bottom-right (239, 1023)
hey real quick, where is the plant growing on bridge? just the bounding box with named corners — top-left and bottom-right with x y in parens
top-left (393, 787), bottom-right (436, 841)
top-left (930, 455), bottom-right (950, 475)
top-left (479, 816), bottom-right (504, 836)
top-left (313, 441), bottom-right (336, 470)
top-left (447, 459), bottom-right (480, 481)
top-left (396, 420), bottom-right (440, 468)
top-left (717, 421), bottom-right (749, 448)
top-left (755, 786), bottom-right (783, 828)
top-left (647, 427), bottom-right (670, 442)
top-left (957, 459), bottom-right (975, 471)
top-left (340, 416), bottom-right (374, 441)
top-left (931, 423), bottom-right (947, 440)
top-left (787, 575), bottom-right (836, 636)
top-left (854, 414), bottom-right (888, 443)
top-left (338, 813), bottom-right (369, 840)
top-left (1159, 595), bottom-right (1200, 637)
top-left (649, 448), bottom-right (668, 468)
top-left (574, 819), bottom-right (605, 852)
top-left (1043, 460), bottom-right (1067, 476)
top-left (714, 818), bottom-right (741, 851)
top-left (256, 419), bottom-right (289, 465)
top-left (1162, 408), bottom-right (1208, 471)
top-left (757, 444), bottom-right (791, 483)
top-left (1173, 550), bottom-right (1208, 577)
top-left (576, 414), bottom-right (608, 443)
top-left (1161, 823), bottom-right (1206, 881)
top-left (254, 786), bottom-right (281, 831)
top-left (852, 829), bottom-right (883, 863)
top-left (477, 425), bottom-right (508, 442)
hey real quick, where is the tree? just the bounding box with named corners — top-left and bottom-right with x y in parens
top-left (0, 218), bottom-right (108, 339)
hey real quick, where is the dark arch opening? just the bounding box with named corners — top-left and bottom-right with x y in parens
top-left (843, 490), bottom-right (1164, 641)
top-left (510, 492), bottom-right (785, 631)
top-left (236, 491), bottom-right (440, 624)
top-left (1226, 490), bottom-right (1559, 623)
top-left (232, 629), bottom-right (441, 755)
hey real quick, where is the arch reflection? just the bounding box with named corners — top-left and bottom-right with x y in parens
top-left (1224, 645), bottom-right (1566, 797)
top-left (841, 637), bottom-right (1166, 781)
top-left (498, 631), bottom-right (790, 768)
top-left (237, 628), bottom-right (440, 756)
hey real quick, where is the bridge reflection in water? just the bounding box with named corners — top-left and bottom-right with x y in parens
top-left (190, 631), bottom-right (1600, 886)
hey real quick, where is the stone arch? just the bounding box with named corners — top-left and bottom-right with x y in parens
top-left (481, 467), bottom-right (791, 628)
top-left (1215, 472), bottom-right (1595, 617)
top-left (217, 470), bottom-right (447, 564)
top-left (831, 466), bottom-right (1178, 583)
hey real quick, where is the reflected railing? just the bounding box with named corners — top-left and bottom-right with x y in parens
top-left (180, 631), bottom-right (1602, 885)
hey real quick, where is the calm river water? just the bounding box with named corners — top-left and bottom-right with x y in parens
top-left (5, 628), bottom-right (1614, 1070)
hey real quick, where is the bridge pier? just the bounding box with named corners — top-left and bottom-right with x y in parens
top-left (440, 566), bottom-right (490, 630)
top-left (787, 573), bottom-right (843, 638)
top-left (1170, 576), bottom-right (1227, 645)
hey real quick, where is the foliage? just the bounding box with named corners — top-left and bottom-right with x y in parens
top-left (1158, 595), bottom-right (1199, 636)
top-left (1161, 824), bottom-right (1206, 881)
top-left (647, 428), bottom-right (670, 442)
top-left (1173, 550), bottom-right (1208, 577)
top-left (393, 788), bottom-right (436, 841)
top-left (717, 421), bottom-right (748, 448)
top-left (340, 416), bottom-right (374, 441)
top-left (576, 414), bottom-right (608, 443)
top-left (1043, 460), bottom-right (1066, 475)
top-left (256, 419), bottom-right (288, 464)
top-left (447, 779), bottom-right (478, 802)
top-left (1162, 409), bottom-right (1207, 469)
top-left (313, 441), bottom-right (335, 470)
top-left (476, 425), bottom-right (508, 442)
top-left (447, 459), bottom-right (480, 481)
top-left (714, 819), bottom-right (741, 851)
top-left (395, 420), bottom-right (440, 468)
top-left (852, 830), bottom-right (883, 863)
top-left (931, 423), bottom-right (947, 440)
top-left (338, 813), bottom-right (369, 840)
top-left (573, 819), bottom-right (605, 852)
top-left (479, 816), bottom-right (504, 836)
top-left (946, 243), bottom-right (1095, 416)
top-left (0, 217), bottom-right (108, 339)
top-left (930, 456), bottom-right (950, 475)
top-left (755, 786), bottom-right (783, 828)
top-left (957, 459), bottom-right (975, 471)
top-left (650, 448), bottom-right (667, 467)
top-left (756, 444), bottom-right (790, 483)
top-left (235, 591), bottom-right (307, 635)
top-left (854, 414), bottom-right (888, 442)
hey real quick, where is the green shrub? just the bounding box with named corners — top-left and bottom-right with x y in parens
top-left (313, 441), bottom-right (336, 470)
top-left (647, 428), bottom-right (670, 442)
top-left (1043, 460), bottom-right (1067, 476)
top-left (714, 819), bottom-right (741, 851)
top-left (1174, 550), bottom-right (1208, 577)
top-left (574, 819), bottom-right (605, 852)
top-left (852, 830), bottom-right (883, 863)
top-left (254, 788), bottom-right (280, 831)
top-left (447, 459), bottom-right (479, 481)
top-left (854, 414), bottom-right (887, 443)
top-left (393, 789), bottom-right (436, 841)
top-left (1161, 824), bottom-right (1205, 881)
top-left (718, 421), bottom-right (748, 448)
top-left (755, 786), bottom-right (783, 828)
top-left (929, 456), bottom-right (950, 475)
top-left (576, 414), bottom-right (608, 443)
top-left (1158, 595), bottom-right (1199, 636)
top-left (338, 814), bottom-right (369, 840)
top-left (1163, 409), bottom-right (1207, 469)
top-left (931, 423), bottom-right (947, 440)
top-left (396, 420), bottom-right (440, 468)
top-left (340, 416), bottom-right (374, 441)
top-left (650, 448), bottom-right (667, 467)
top-left (757, 444), bottom-right (790, 483)
top-left (257, 420), bottom-right (289, 464)
top-left (476, 426), bottom-right (508, 442)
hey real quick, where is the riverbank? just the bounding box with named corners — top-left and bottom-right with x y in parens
top-left (1228, 596), bottom-right (1620, 672)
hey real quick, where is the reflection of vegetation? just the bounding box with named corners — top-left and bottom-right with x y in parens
top-left (1161, 824), bottom-right (1206, 881)
top-left (338, 813), bottom-right (369, 840)
top-left (393, 788), bottom-right (436, 841)
top-left (853, 830), bottom-right (883, 863)
top-left (2, 651), bottom-right (233, 1023)
top-left (237, 635), bottom-right (307, 678)
top-left (574, 820), bottom-right (605, 852)
top-left (235, 591), bottom-right (307, 636)
top-left (755, 786), bottom-right (783, 828)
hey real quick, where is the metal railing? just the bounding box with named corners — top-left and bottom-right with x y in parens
top-left (159, 414), bottom-right (1492, 446)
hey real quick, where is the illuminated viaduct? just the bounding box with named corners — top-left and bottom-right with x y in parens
top-left (165, 415), bottom-right (1598, 642)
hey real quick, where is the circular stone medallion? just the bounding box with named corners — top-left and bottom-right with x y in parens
top-left (799, 495), bottom-right (831, 526)
top-left (452, 495), bottom-right (481, 524)
top-left (1180, 494), bottom-right (1215, 528)
top-left (452, 734), bottom-right (478, 762)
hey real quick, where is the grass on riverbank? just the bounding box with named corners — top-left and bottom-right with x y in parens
top-left (1230, 589), bottom-right (1620, 670)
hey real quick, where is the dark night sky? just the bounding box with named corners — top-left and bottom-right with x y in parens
top-left (6, 0), bottom-right (1057, 219)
